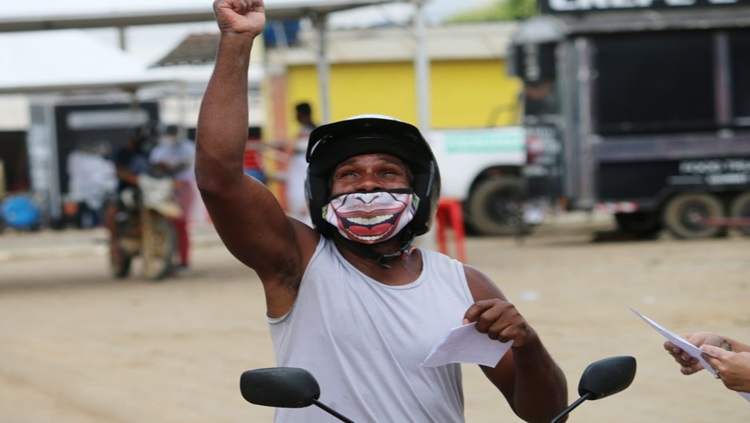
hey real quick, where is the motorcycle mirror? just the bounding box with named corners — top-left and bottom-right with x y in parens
top-left (240, 367), bottom-right (320, 408)
top-left (240, 367), bottom-right (357, 423)
top-left (550, 355), bottom-right (636, 423)
top-left (578, 355), bottom-right (637, 400)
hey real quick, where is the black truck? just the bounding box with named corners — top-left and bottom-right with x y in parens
top-left (509, 0), bottom-right (750, 239)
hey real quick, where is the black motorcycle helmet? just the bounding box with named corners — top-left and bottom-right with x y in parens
top-left (305, 115), bottom-right (441, 240)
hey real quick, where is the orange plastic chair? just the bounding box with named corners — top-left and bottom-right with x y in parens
top-left (435, 198), bottom-right (467, 263)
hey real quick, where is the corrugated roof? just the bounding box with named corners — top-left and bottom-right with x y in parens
top-left (268, 22), bottom-right (518, 65)
top-left (152, 21), bottom-right (518, 69)
top-left (151, 21), bottom-right (518, 70)
top-left (152, 33), bottom-right (220, 67)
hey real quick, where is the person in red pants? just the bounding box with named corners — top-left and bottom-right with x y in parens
top-left (150, 124), bottom-right (196, 275)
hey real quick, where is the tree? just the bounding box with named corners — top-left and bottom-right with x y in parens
top-left (445, 0), bottom-right (537, 23)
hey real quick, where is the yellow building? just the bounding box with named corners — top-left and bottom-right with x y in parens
top-left (265, 21), bottom-right (522, 143)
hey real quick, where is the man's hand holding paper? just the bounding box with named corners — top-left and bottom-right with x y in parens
top-left (422, 322), bottom-right (513, 367)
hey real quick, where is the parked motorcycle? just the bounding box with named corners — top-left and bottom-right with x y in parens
top-left (110, 173), bottom-right (181, 281)
top-left (239, 356), bottom-right (636, 423)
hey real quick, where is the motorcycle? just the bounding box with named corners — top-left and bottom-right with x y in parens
top-left (239, 356), bottom-right (637, 423)
top-left (110, 172), bottom-right (181, 281)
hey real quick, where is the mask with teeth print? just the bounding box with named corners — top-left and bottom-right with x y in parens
top-left (323, 189), bottom-right (419, 244)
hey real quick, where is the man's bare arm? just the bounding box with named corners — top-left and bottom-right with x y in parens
top-left (196, 0), bottom-right (317, 315)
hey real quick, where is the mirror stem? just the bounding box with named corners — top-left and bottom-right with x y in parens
top-left (311, 399), bottom-right (357, 423)
top-left (550, 392), bottom-right (592, 423)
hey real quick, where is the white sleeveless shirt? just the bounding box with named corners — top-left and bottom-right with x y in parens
top-left (268, 237), bottom-right (475, 423)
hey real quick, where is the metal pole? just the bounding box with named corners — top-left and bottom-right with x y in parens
top-left (44, 103), bottom-right (62, 222)
top-left (413, 0), bottom-right (430, 132)
top-left (117, 26), bottom-right (127, 50)
top-left (312, 13), bottom-right (331, 124)
top-left (412, 0), bottom-right (437, 251)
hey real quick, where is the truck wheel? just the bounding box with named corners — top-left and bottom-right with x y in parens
top-left (614, 212), bottom-right (662, 239)
top-left (729, 192), bottom-right (750, 237)
top-left (663, 193), bottom-right (725, 239)
top-left (467, 178), bottom-right (527, 236)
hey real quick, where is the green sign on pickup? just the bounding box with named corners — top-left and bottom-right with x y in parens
top-left (443, 129), bottom-right (526, 154)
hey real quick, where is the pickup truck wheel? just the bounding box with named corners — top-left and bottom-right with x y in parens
top-left (467, 178), bottom-right (527, 236)
top-left (729, 192), bottom-right (750, 237)
top-left (663, 193), bottom-right (725, 239)
top-left (614, 212), bottom-right (662, 239)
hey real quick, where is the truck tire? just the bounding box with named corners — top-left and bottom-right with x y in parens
top-left (614, 212), bottom-right (662, 239)
top-left (663, 193), bottom-right (725, 239)
top-left (467, 178), bottom-right (527, 236)
top-left (729, 192), bottom-right (750, 237)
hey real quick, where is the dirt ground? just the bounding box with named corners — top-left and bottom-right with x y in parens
top-left (1, 215), bottom-right (749, 423)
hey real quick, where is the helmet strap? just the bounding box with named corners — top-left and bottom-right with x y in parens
top-left (332, 231), bottom-right (417, 269)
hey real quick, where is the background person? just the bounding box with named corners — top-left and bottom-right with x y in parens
top-left (195, 2), bottom-right (568, 422)
top-left (149, 124), bottom-right (197, 275)
top-left (67, 141), bottom-right (117, 229)
top-left (285, 101), bottom-right (317, 226)
top-left (104, 127), bottom-right (153, 264)
top-left (665, 332), bottom-right (750, 393)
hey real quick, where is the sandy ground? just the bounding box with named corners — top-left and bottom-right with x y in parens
top-left (0, 216), bottom-right (749, 423)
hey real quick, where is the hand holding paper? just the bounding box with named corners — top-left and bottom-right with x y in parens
top-left (421, 322), bottom-right (513, 367)
top-left (629, 307), bottom-right (715, 372)
top-left (629, 306), bottom-right (750, 403)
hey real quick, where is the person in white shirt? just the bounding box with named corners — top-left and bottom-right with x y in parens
top-left (67, 141), bottom-right (116, 228)
top-left (149, 124), bottom-right (197, 275)
top-left (285, 101), bottom-right (317, 226)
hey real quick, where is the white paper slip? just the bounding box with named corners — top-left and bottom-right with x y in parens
top-left (421, 322), bottom-right (513, 367)
top-left (628, 306), bottom-right (750, 404)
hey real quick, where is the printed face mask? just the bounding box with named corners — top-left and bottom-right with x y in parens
top-left (323, 189), bottom-right (420, 244)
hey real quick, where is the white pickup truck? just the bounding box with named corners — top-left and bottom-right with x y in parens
top-left (427, 126), bottom-right (541, 236)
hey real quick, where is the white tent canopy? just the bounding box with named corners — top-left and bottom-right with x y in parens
top-left (0, 30), bottom-right (173, 94)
